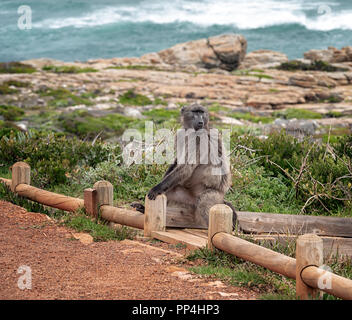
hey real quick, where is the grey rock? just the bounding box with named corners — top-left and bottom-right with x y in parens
top-left (271, 118), bottom-right (319, 136)
top-left (157, 34), bottom-right (247, 71)
top-left (123, 107), bottom-right (144, 119)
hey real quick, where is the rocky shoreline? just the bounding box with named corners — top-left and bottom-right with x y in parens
top-left (1, 33), bottom-right (352, 140)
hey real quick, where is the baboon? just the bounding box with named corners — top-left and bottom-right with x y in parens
top-left (132, 103), bottom-right (238, 229)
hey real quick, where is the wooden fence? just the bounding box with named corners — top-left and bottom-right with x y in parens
top-left (1, 161), bottom-right (352, 300)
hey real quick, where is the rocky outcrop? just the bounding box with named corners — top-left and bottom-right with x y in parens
top-left (1, 39), bottom-right (352, 141)
top-left (240, 50), bottom-right (288, 69)
top-left (247, 91), bottom-right (306, 108)
top-left (157, 34), bottom-right (247, 71)
top-left (268, 118), bottom-right (319, 137)
top-left (304, 46), bottom-right (352, 63)
top-left (288, 74), bottom-right (318, 88)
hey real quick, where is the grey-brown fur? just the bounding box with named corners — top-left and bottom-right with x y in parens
top-left (145, 103), bottom-right (238, 228)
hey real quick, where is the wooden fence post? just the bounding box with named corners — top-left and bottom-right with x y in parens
top-left (296, 233), bottom-right (324, 300)
top-left (144, 194), bottom-right (167, 237)
top-left (208, 204), bottom-right (233, 251)
top-left (11, 162), bottom-right (30, 193)
top-left (84, 188), bottom-right (98, 217)
top-left (93, 180), bottom-right (113, 211)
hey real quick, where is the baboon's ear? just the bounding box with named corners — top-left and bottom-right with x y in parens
top-left (181, 106), bottom-right (186, 114)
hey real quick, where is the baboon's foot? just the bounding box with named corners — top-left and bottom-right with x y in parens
top-left (130, 202), bottom-right (145, 213)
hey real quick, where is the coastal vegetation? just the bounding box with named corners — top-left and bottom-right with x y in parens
top-left (0, 62), bottom-right (36, 74)
top-left (42, 65), bottom-right (98, 73)
top-left (277, 60), bottom-right (349, 72)
top-left (1, 39), bottom-right (352, 298)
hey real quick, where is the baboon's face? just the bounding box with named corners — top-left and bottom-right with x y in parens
top-left (181, 104), bottom-right (209, 131)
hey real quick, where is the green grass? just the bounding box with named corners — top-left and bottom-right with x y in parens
top-left (226, 166), bottom-right (302, 214)
top-left (0, 84), bottom-right (18, 95)
top-left (142, 108), bottom-right (180, 125)
top-left (0, 80), bottom-right (30, 94)
top-left (272, 108), bottom-right (323, 120)
top-left (57, 110), bottom-right (136, 139)
top-left (108, 65), bottom-right (165, 71)
top-left (153, 97), bottom-right (168, 106)
top-left (0, 180), bottom-right (53, 215)
top-left (0, 105), bottom-right (25, 121)
top-left (229, 112), bottom-right (274, 124)
top-left (186, 247), bottom-right (296, 298)
top-left (0, 62), bottom-right (36, 74)
top-left (42, 65), bottom-right (98, 73)
top-left (62, 211), bottom-right (137, 241)
top-left (0, 122), bottom-right (21, 139)
top-left (186, 239), bottom-right (351, 299)
top-left (232, 69), bottom-right (273, 80)
top-left (0, 166), bottom-right (11, 179)
top-left (319, 127), bottom-right (351, 144)
top-left (277, 60), bottom-right (348, 72)
top-left (321, 95), bottom-right (344, 103)
top-left (119, 89), bottom-right (152, 106)
top-left (208, 103), bottom-right (231, 113)
top-left (268, 88), bottom-right (280, 93)
top-left (80, 91), bottom-right (98, 99)
top-left (3, 80), bottom-right (31, 88)
top-left (37, 87), bottom-right (94, 108)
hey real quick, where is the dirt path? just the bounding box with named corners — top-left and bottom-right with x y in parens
top-left (0, 200), bottom-right (258, 300)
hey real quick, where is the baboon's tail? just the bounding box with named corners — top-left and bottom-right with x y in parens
top-left (223, 200), bottom-right (240, 231)
top-left (130, 202), bottom-right (145, 213)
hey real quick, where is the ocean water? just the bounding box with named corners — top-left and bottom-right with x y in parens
top-left (0, 0), bottom-right (352, 62)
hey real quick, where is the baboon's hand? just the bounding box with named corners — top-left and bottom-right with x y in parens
top-left (147, 185), bottom-right (162, 200)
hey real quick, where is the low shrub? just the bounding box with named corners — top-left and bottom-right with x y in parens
top-left (42, 65), bottom-right (97, 73)
top-left (119, 89), bottom-right (152, 106)
top-left (0, 105), bottom-right (25, 121)
top-left (232, 132), bottom-right (352, 214)
top-left (277, 60), bottom-right (348, 72)
top-left (0, 130), bottom-right (120, 188)
top-left (0, 62), bottom-right (36, 74)
top-left (272, 108), bottom-right (322, 120)
top-left (37, 87), bottom-right (93, 108)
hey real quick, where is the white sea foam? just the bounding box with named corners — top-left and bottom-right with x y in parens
top-left (33, 0), bottom-right (352, 31)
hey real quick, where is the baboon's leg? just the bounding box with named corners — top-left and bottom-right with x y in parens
top-left (194, 190), bottom-right (224, 227)
top-left (131, 186), bottom-right (196, 214)
top-left (166, 186), bottom-right (197, 208)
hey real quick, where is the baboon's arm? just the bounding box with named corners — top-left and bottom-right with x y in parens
top-left (163, 160), bottom-right (177, 177)
top-left (148, 164), bottom-right (196, 200)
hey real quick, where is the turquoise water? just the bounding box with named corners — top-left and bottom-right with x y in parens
top-left (1, 0), bottom-right (352, 62)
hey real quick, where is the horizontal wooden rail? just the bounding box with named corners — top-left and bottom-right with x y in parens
top-left (301, 266), bottom-right (352, 300)
top-left (0, 177), bottom-right (11, 187)
top-left (15, 183), bottom-right (84, 212)
top-left (209, 207), bottom-right (352, 300)
top-left (157, 205), bottom-right (352, 237)
top-left (100, 205), bottom-right (144, 230)
top-left (212, 232), bottom-right (297, 279)
top-left (1, 164), bottom-right (84, 212)
top-left (237, 211), bottom-right (352, 238)
top-left (252, 234), bottom-right (352, 259)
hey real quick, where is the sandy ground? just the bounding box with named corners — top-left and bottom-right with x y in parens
top-left (0, 200), bottom-right (259, 300)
